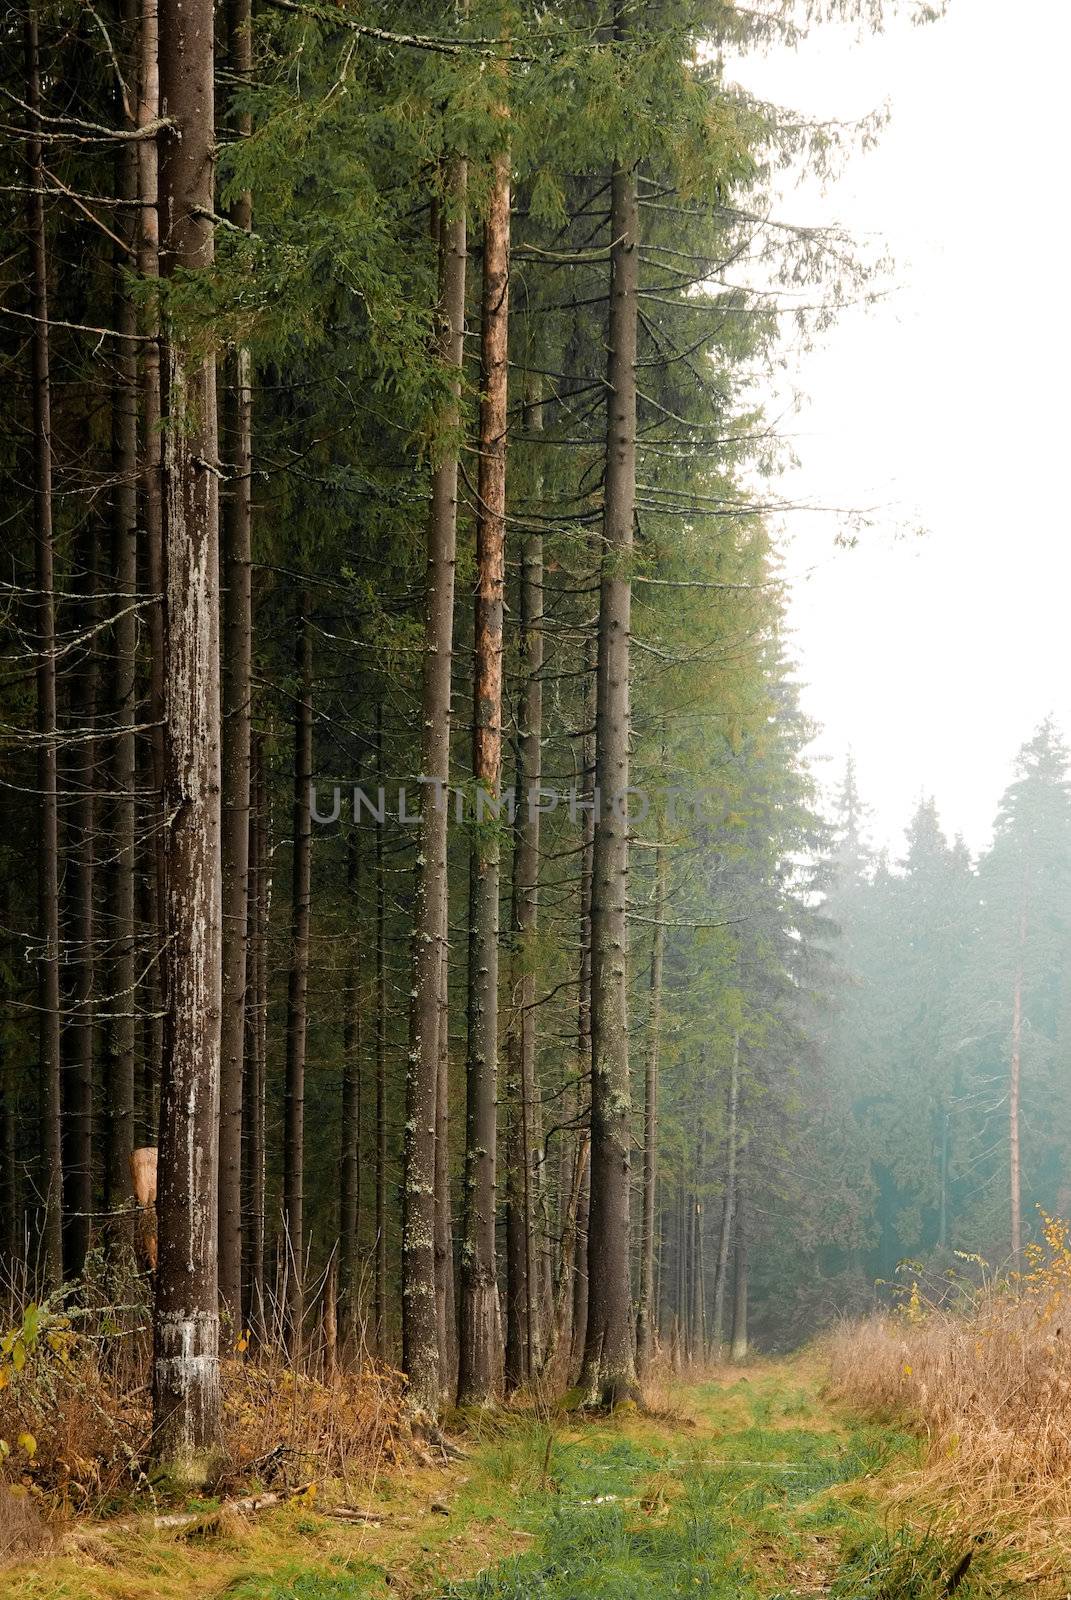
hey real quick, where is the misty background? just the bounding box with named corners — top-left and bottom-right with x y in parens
top-left (740, 0), bottom-right (1071, 855)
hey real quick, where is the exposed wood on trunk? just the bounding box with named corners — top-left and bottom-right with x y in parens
top-left (403, 159), bottom-right (466, 1418)
top-left (25, 11), bottom-right (63, 1289)
top-left (635, 839), bottom-right (666, 1373)
top-left (152, 0), bottom-right (223, 1479)
top-left (283, 604), bottom-right (313, 1358)
top-left (458, 149), bottom-right (510, 1407)
top-left (580, 140), bottom-right (640, 1405)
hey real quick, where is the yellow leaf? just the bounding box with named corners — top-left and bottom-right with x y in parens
top-left (12, 1340), bottom-right (25, 1373)
top-left (17, 1433), bottom-right (36, 1461)
top-left (0, 1366), bottom-right (8, 1391)
top-left (901, 1364), bottom-right (912, 1377)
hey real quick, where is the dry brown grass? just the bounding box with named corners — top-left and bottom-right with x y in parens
top-left (0, 1257), bottom-right (411, 1515)
top-left (0, 1485), bottom-right (54, 1565)
top-left (827, 1217), bottom-right (1071, 1587)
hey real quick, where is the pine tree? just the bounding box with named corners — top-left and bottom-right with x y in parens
top-left (152, 0), bottom-right (224, 1480)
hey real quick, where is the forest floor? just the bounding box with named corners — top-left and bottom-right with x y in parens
top-left (2, 1357), bottom-right (1040, 1600)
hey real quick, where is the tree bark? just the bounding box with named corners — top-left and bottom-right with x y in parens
top-left (729, 1134), bottom-right (749, 1363)
top-left (139, 858), bottom-right (163, 1141)
top-left (283, 604), bottom-right (312, 1358)
top-left (106, 86), bottom-right (140, 1230)
top-left (458, 150), bottom-right (510, 1407)
top-left (711, 1035), bottom-right (739, 1351)
top-left (403, 158), bottom-right (466, 1418)
top-left (138, 0), bottom-right (167, 1084)
top-left (505, 377), bottom-right (544, 1391)
top-left (243, 736), bottom-right (269, 1337)
top-left (25, 12), bottom-right (63, 1289)
top-left (635, 840), bottom-right (666, 1374)
top-left (689, 1080), bottom-right (707, 1361)
top-left (152, 0), bottom-right (223, 1479)
top-left (567, 660), bottom-right (596, 1379)
top-left (435, 930), bottom-right (457, 1394)
top-left (374, 709), bottom-right (388, 1359)
top-left (217, 0), bottom-right (254, 1332)
top-left (580, 146), bottom-right (640, 1406)
top-left (339, 826), bottom-right (361, 1340)
top-left (62, 523), bottom-right (98, 1277)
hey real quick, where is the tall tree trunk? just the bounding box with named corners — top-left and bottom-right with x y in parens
top-left (374, 710), bottom-right (388, 1359)
top-left (217, 0), bottom-right (254, 1332)
top-left (435, 930), bottom-right (457, 1393)
top-left (567, 663), bottom-right (596, 1379)
top-left (458, 151), bottom-right (510, 1407)
top-left (62, 524), bottom-right (98, 1276)
top-left (152, 0), bottom-right (223, 1478)
top-left (635, 839), bottom-right (666, 1373)
top-left (107, 99), bottom-right (140, 1228)
top-left (729, 1134), bottom-right (749, 1363)
top-left (504, 377), bottom-right (544, 1392)
top-left (283, 604), bottom-right (312, 1359)
top-left (549, 1128), bottom-right (586, 1371)
top-left (690, 1082), bottom-right (707, 1361)
top-left (139, 859), bottom-right (163, 1138)
top-left (403, 158), bottom-right (466, 1418)
top-left (138, 0), bottom-right (166, 1088)
top-left (25, 12), bottom-right (62, 1288)
top-left (1010, 905), bottom-right (1026, 1267)
top-left (243, 736), bottom-right (269, 1336)
top-left (580, 145), bottom-right (640, 1406)
top-left (711, 1035), bottom-right (739, 1351)
top-left (339, 827), bottom-right (361, 1339)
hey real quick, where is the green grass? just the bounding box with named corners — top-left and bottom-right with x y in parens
top-left (1, 1366), bottom-right (1018, 1599)
top-left (431, 1374), bottom-right (1002, 1600)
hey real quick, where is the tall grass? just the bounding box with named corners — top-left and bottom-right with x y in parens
top-left (828, 1214), bottom-right (1071, 1586)
top-left (0, 1250), bottom-right (409, 1519)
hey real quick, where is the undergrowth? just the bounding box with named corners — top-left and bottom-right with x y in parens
top-left (828, 1212), bottom-right (1071, 1594)
top-left (0, 1356), bottom-right (1043, 1598)
top-left (0, 1254), bottom-right (409, 1531)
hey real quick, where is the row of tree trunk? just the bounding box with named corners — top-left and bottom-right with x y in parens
top-left (16, 0), bottom-right (757, 1479)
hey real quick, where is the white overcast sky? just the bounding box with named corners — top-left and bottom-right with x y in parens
top-left (731, 0), bottom-right (1071, 857)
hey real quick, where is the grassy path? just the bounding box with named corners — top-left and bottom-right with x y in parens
top-left (7, 1361), bottom-right (1000, 1600)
